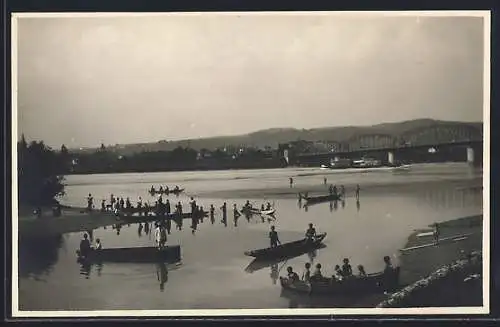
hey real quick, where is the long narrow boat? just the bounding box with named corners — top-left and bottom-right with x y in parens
top-left (148, 188), bottom-right (185, 195)
top-left (299, 193), bottom-right (342, 205)
top-left (241, 207), bottom-right (276, 216)
top-left (76, 245), bottom-right (181, 264)
top-left (280, 266), bottom-right (401, 295)
top-left (245, 245), bottom-right (325, 273)
top-left (244, 233), bottom-right (327, 260)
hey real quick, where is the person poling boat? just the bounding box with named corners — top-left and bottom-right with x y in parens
top-left (269, 225), bottom-right (281, 248)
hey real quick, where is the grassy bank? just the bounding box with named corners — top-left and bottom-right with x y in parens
top-left (18, 206), bottom-right (121, 238)
top-left (378, 214), bottom-right (483, 307)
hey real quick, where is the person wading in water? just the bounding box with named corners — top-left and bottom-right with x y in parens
top-left (269, 225), bottom-right (281, 248)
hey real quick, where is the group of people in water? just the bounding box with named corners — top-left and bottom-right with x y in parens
top-left (285, 255), bottom-right (396, 285)
top-left (78, 232), bottom-right (102, 257)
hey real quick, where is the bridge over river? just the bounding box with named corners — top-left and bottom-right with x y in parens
top-left (279, 122), bottom-right (483, 167)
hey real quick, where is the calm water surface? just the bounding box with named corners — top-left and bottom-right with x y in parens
top-left (18, 163), bottom-right (482, 310)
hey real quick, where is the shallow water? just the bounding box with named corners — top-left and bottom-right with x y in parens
top-left (18, 163), bottom-right (483, 310)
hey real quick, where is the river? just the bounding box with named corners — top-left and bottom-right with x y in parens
top-left (17, 163), bottom-right (483, 310)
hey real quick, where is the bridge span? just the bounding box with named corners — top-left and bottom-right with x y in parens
top-left (283, 140), bottom-right (483, 167)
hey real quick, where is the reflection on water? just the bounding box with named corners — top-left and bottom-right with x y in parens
top-left (157, 262), bottom-right (168, 292)
top-left (18, 234), bottom-right (64, 278)
top-left (18, 164), bottom-right (482, 310)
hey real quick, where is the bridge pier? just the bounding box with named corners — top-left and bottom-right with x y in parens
top-left (466, 147), bottom-right (475, 165)
top-left (387, 151), bottom-right (394, 165)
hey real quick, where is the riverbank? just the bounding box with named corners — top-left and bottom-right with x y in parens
top-left (18, 207), bottom-right (121, 238)
top-left (379, 214), bottom-right (483, 307)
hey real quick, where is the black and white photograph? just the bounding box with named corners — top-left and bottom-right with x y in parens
top-left (12, 11), bottom-right (489, 316)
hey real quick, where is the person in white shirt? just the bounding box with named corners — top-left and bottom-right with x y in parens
top-left (154, 224), bottom-right (162, 249)
top-left (94, 238), bottom-right (102, 250)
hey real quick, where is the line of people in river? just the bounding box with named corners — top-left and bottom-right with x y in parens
top-left (285, 255), bottom-right (395, 285)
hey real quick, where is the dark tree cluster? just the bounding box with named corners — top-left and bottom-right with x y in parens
top-left (18, 135), bottom-right (69, 207)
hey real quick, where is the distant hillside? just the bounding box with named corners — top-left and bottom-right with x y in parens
top-left (72, 119), bottom-right (483, 155)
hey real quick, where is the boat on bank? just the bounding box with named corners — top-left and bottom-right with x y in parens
top-left (76, 245), bottom-right (181, 264)
top-left (280, 266), bottom-right (401, 295)
top-left (244, 233), bottom-right (327, 260)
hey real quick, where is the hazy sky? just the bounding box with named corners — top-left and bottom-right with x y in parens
top-left (16, 13), bottom-right (485, 148)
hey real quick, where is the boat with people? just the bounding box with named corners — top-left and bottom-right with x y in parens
top-left (244, 233), bottom-right (327, 260)
top-left (279, 256), bottom-right (401, 295)
top-left (241, 207), bottom-right (276, 216)
top-left (76, 245), bottom-right (181, 264)
top-left (298, 193), bottom-right (342, 205)
top-left (148, 187), bottom-right (185, 195)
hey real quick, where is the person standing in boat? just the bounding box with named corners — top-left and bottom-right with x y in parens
top-left (305, 223), bottom-right (317, 242)
top-left (355, 184), bottom-right (360, 200)
top-left (79, 233), bottom-right (92, 257)
top-left (269, 225), bottom-right (281, 248)
top-left (125, 197), bottom-right (131, 209)
top-left (341, 258), bottom-right (353, 277)
top-left (286, 266), bottom-right (300, 284)
top-left (119, 197), bottom-right (125, 210)
top-left (210, 204), bottom-right (215, 224)
top-left (94, 238), bottom-right (102, 250)
top-left (261, 204), bottom-right (265, 211)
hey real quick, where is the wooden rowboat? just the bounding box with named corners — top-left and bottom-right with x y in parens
top-left (299, 193), bottom-right (342, 205)
top-left (148, 188), bottom-right (185, 195)
top-left (244, 233), bottom-right (327, 260)
top-left (280, 266), bottom-right (401, 295)
top-left (76, 245), bottom-right (181, 264)
top-left (241, 207), bottom-right (276, 216)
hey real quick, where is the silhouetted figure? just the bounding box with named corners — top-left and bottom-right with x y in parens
top-left (166, 218), bottom-right (172, 235)
top-left (210, 205), bottom-right (215, 224)
top-left (87, 193), bottom-right (94, 211)
top-left (101, 199), bottom-right (106, 212)
top-left (434, 222), bottom-right (441, 245)
top-left (221, 202), bottom-right (227, 225)
top-left (138, 223), bottom-right (143, 237)
top-left (79, 233), bottom-right (91, 257)
top-left (144, 222), bottom-right (150, 235)
top-left (324, 177), bottom-right (327, 185)
top-left (289, 177), bottom-right (294, 188)
top-left (269, 225), bottom-right (280, 248)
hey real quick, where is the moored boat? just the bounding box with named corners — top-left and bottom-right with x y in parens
top-left (76, 245), bottom-right (181, 264)
top-left (244, 233), bottom-right (327, 260)
top-left (280, 266), bottom-right (401, 295)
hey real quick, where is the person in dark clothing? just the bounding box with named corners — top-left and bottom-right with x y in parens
top-left (305, 223), bottom-right (317, 242)
top-left (87, 194), bottom-right (94, 211)
top-left (341, 258), bottom-right (353, 277)
top-left (119, 198), bottom-right (125, 209)
top-left (269, 225), bottom-right (281, 248)
top-left (286, 266), bottom-right (300, 284)
top-left (101, 199), bottom-right (106, 212)
top-left (126, 197), bottom-right (131, 209)
top-left (221, 202), bottom-right (227, 224)
top-left (79, 233), bottom-right (92, 257)
top-left (289, 177), bottom-right (294, 188)
top-left (210, 204), bottom-right (215, 224)
top-left (355, 184), bottom-right (360, 200)
top-left (434, 222), bottom-right (441, 245)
